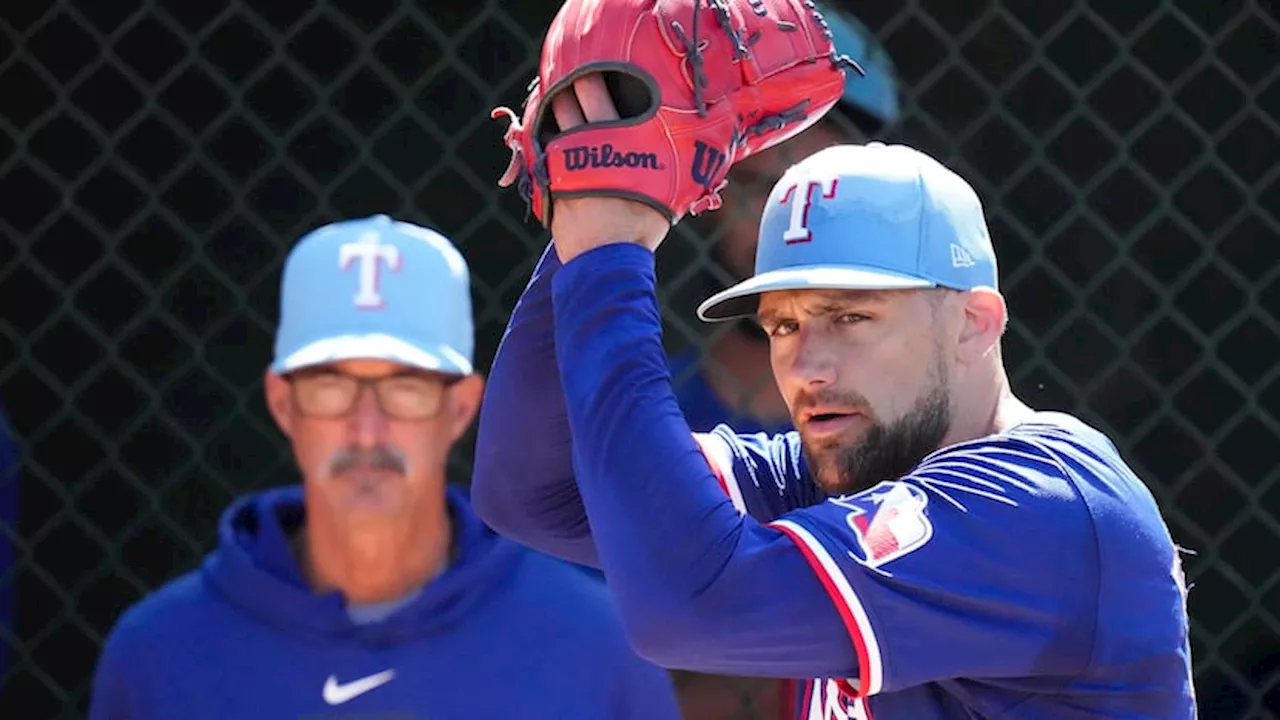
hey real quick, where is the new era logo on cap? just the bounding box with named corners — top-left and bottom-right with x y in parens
top-left (697, 142), bottom-right (999, 322)
top-left (271, 214), bottom-right (475, 375)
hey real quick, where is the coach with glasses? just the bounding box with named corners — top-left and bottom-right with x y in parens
top-left (88, 214), bottom-right (680, 720)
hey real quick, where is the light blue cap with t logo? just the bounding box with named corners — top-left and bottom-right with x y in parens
top-left (270, 214), bottom-right (474, 375)
top-left (697, 143), bottom-right (999, 321)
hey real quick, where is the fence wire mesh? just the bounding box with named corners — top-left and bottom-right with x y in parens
top-left (0, 0), bottom-right (1277, 718)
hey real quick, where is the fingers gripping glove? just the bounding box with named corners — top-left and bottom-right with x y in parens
top-left (491, 0), bottom-right (862, 227)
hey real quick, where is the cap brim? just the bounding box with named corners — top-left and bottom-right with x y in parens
top-left (696, 265), bottom-right (936, 322)
top-left (270, 333), bottom-right (473, 375)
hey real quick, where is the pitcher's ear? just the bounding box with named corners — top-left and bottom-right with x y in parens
top-left (956, 288), bottom-right (1007, 363)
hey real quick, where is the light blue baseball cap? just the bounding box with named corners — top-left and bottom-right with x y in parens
top-left (697, 142), bottom-right (998, 321)
top-left (819, 3), bottom-right (900, 131)
top-left (270, 214), bottom-right (474, 375)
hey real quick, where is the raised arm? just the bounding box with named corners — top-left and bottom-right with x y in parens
top-left (552, 243), bottom-right (1107, 688)
top-left (552, 242), bottom-right (857, 678)
top-left (469, 238), bottom-right (817, 566)
top-left (470, 243), bottom-right (600, 567)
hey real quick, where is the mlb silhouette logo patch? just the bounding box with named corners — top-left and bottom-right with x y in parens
top-left (834, 481), bottom-right (932, 568)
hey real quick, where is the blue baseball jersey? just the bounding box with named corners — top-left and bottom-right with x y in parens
top-left (89, 485), bottom-right (680, 720)
top-left (476, 242), bottom-right (1195, 720)
top-left (694, 412), bottom-right (1195, 719)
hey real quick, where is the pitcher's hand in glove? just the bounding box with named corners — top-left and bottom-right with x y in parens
top-left (540, 75), bottom-right (670, 262)
top-left (491, 0), bottom-right (861, 233)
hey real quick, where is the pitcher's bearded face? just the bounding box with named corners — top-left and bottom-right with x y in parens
top-left (795, 369), bottom-right (951, 495)
top-left (759, 287), bottom-right (956, 495)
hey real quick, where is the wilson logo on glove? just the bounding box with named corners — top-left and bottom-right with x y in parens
top-left (691, 140), bottom-right (728, 190)
top-left (491, 0), bottom-right (863, 228)
top-left (563, 145), bottom-right (665, 171)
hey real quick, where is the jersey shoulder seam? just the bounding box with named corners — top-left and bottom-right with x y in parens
top-left (990, 432), bottom-right (1105, 680)
top-left (916, 430), bottom-right (1104, 678)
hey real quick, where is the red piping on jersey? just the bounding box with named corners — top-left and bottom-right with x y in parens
top-left (696, 435), bottom-right (797, 720)
top-left (800, 679), bottom-right (814, 719)
top-left (692, 433), bottom-right (733, 498)
top-left (693, 434), bottom-right (873, 719)
top-left (770, 523), bottom-right (875, 720)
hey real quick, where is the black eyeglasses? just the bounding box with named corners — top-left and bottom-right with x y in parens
top-left (285, 369), bottom-right (460, 420)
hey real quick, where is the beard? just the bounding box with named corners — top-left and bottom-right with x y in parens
top-left (799, 362), bottom-right (953, 496)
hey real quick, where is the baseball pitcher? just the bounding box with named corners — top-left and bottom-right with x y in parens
top-left (472, 0), bottom-right (1197, 718)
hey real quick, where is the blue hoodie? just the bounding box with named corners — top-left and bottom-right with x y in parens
top-left (89, 485), bottom-right (680, 720)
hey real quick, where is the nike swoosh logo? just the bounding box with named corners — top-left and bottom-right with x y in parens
top-left (323, 669), bottom-right (397, 705)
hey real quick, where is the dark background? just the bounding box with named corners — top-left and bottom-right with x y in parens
top-left (0, 0), bottom-right (1277, 717)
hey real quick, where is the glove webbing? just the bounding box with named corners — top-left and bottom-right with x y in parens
top-left (670, 0), bottom-right (866, 140)
top-left (496, 0), bottom-right (868, 222)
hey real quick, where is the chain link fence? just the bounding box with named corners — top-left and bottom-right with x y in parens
top-left (0, 0), bottom-right (1276, 718)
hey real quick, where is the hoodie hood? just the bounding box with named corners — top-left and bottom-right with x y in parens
top-left (201, 484), bottom-right (522, 643)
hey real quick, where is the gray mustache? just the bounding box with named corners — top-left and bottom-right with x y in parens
top-left (327, 446), bottom-right (406, 476)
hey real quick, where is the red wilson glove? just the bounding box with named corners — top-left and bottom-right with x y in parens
top-left (491, 0), bottom-right (861, 227)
